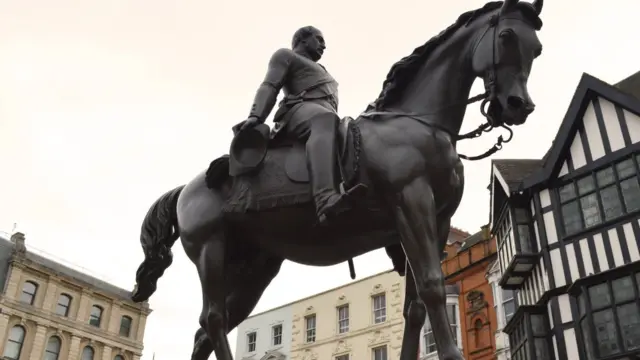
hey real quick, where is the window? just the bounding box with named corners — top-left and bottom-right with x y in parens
top-left (372, 345), bottom-right (387, 360)
top-left (575, 273), bottom-right (640, 359)
top-left (492, 283), bottom-right (501, 325)
top-left (424, 303), bottom-right (458, 354)
top-left (2, 325), bottom-right (25, 360)
top-left (81, 346), bottom-right (94, 360)
top-left (337, 305), bottom-right (349, 333)
top-left (372, 293), bottom-right (386, 324)
top-left (56, 294), bottom-right (72, 317)
top-left (119, 316), bottom-right (132, 337)
top-left (335, 355), bottom-right (349, 360)
top-left (503, 289), bottom-right (516, 324)
top-left (272, 324), bottom-right (282, 346)
top-left (89, 305), bottom-right (103, 327)
top-left (448, 303), bottom-right (458, 344)
top-left (305, 315), bottom-right (316, 343)
top-left (474, 319), bottom-right (484, 347)
top-left (114, 356), bottom-right (124, 360)
top-left (44, 336), bottom-right (61, 360)
top-left (246, 332), bottom-right (256, 352)
top-left (514, 207), bottom-right (534, 253)
top-left (509, 311), bottom-right (550, 360)
top-left (496, 207), bottom-right (513, 248)
top-left (559, 156), bottom-right (640, 235)
top-left (20, 281), bottom-right (38, 304)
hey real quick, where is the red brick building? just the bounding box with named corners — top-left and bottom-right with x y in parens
top-left (441, 225), bottom-right (498, 360)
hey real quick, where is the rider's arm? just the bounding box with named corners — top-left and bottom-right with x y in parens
top-left (248, 48), bottom-right (292, 122)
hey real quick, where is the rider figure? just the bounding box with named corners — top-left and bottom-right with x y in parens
top-left (238, 26), bottom-right (351, 225)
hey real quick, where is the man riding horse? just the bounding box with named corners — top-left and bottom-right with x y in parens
top-left (234, 26), bottom-right (361, 225)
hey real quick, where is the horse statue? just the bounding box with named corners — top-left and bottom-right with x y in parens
top-left (130, 1), bottom-right (544, 359)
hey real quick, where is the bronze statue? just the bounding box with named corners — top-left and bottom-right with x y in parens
top-left (232, 25), bottom-right (366, 226)
top-left (131, 1), bottom-right (544, 359)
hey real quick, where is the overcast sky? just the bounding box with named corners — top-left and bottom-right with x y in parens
top-left (1, 0), bottom-right (639, 359)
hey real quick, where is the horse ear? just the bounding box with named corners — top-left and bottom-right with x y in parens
top-left (500, 0), bottom-right (519, 15)
top-left (532, 0), bottom-right (543, 15)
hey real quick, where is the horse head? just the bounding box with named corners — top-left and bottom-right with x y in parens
top-left (471, 0), bottom-right (544, 127)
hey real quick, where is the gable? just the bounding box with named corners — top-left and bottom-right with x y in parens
top-left (523, 72), bottom-right (640, 189)
top-left (558, 95), bottom-right (640, 176)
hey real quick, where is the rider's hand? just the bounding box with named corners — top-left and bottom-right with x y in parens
top-left (232, 117), bottom-right (260, 136)
top-left (240, 117), bottom-right (261, 131)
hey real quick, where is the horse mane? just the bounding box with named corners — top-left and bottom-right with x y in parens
top-left (372, 1), bottom-right (543, 110)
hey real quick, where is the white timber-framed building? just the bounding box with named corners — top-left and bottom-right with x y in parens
top-left (490, 71), bottom-right (640, 360)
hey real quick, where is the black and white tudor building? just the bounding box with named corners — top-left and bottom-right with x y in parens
top-left (490, 71), bottom-right (640, 360)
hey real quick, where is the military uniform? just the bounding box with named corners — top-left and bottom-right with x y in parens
top-left (248, 47), bottom-right (348, 222)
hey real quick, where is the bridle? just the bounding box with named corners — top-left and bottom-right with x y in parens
top-left (361, 12), bottom-right (521, 161)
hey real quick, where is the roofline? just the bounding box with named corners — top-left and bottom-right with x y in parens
top-left (245, 268), bottom-right (398, 320)
top-left (522, 72), bottom-right (640, 190)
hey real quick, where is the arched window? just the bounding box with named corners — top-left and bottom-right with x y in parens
top-left (44, 336), bottom-right (62, 360)
top-left (81, 346), bottom-right (94, 360)
top-left (2, 325), bottom-right (25, 360)
top-left (474, 319), bottom-right (484, 348)
top-left (56, 294), bottom-right (72, 317)
top-left (89, 305), bottom-right (103, 327)
top-left (20, 281), bottom-right (38, 304)
top-left (119, 316), bottom-right (132, 337)
top-left (114, 355), bottom-right (124, 360)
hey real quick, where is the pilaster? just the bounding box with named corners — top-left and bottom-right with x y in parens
top-left (5, 264), bottom-right (24, 300)
top-left (28, 325), bottom-right (48, 360)
top-left (42, 279), bottom-right (59, 312)
top-left (101, 345), bottom-right (112, 360)
top-left (77, 291), bottom-right (91, 323)
top-left (0, 313), bottom-right (10, 345)
top-left (67, 335), bottom-right (82, 360)
top-left (135, 314), bottom-right (147, 342)
top-left (108, 303), bottom-right (121, 333)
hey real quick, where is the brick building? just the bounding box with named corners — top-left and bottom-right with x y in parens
top-left (0, 232), bottom-right (151, 360)
top-left (441, 226), bottom-right (498, 360)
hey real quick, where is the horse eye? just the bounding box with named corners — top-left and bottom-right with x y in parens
top-left (499, 29), bottom-right (515, 41)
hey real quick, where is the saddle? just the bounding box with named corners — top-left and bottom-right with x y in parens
top-left (216, 116), bottom-right (368, 214)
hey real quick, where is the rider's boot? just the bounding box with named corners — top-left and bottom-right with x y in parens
top-left (307, 115), bottom-right (351, 226)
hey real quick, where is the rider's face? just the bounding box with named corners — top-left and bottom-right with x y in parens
top-left (304, 30), bottom-right (326, 62)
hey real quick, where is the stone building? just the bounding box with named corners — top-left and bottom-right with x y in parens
top-left (234, 229), bottom-right (468, 360)
top-left (0, 232), bottom-right (151, 360)
top-left (490, 71), bottom-right (640, 360)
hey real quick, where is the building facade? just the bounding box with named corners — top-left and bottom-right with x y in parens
top-left (235, 270), bottom-right (461, 360)
top-left (487, 260), bottom-right (516, 360)
top-left (234, 300), bottom-right (293, 360)
top-left (0, 232), bottom-right (151, 360)
top-left (490, 71), bottom-right (640, 360)
top-left (441, 226), bottom-right (498, 360)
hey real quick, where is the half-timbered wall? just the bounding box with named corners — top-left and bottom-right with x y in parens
top-left (495, 87), bottom-right (640, 360)
top-left (558, 95), bottom-right (640, 176)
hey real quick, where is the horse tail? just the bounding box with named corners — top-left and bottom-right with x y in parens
top-left (131, 185), bottom-right (184, 303)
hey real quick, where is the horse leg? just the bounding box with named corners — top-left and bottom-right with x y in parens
top-left (191, 255), bottom-right (284, 360)
top-left (193, 235), bottom-right (233, 360)
top-left (192, 327), bottom-right (211, 360)
top-left (399, 262), bottom-right (426, 360)
top-left (392, 176), bottom-right (464, 360)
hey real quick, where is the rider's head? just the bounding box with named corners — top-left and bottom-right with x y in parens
top-left (292, 26), bottom-right (325, 62)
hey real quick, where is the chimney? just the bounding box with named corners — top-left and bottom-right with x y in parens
top-left (481, 224), bottom-right (491, 240)
top-left (10, 232), bottom-right (26, 255)
top-left (615, 71), bottom-right (640, 100)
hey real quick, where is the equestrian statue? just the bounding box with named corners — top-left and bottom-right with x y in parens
top-left (130, 1), bottom-right (544, 359)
